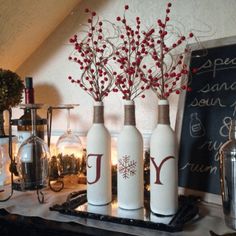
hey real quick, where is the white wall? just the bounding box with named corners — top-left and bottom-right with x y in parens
top-left (15, 0), bottom-right (236, 147)
top-left (0, 0), bottom-right (79, 71)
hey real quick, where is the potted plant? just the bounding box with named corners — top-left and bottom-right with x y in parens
top-left (0, 68), bottom-right (24, 137)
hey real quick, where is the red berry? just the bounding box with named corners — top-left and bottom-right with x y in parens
top-left (164, 92), bottom-right (169, 98)
top-left (157, 19), bottom-right (162, 25)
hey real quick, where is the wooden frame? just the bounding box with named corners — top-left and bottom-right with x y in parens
top-left (176, 35), bottom-right (236, 204)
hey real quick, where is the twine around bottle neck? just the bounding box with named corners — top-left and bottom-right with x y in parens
top-left (93, 104), bottom-right (104, 124)
top-left (158, 101), bottom-right (170, 125)
top-left (124, 103), bottom-right (136, 126)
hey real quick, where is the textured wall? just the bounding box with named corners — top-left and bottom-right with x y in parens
top-left (14, 0), bottom-right (236, 147)
top-left (0, 0), bottom-right (79, 70)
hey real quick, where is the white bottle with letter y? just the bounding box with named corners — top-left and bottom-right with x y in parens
top-left (150, 99), bottom-right (178, 215)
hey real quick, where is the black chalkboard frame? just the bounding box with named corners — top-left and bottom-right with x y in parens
top-left (175, 35), bottom-right (236, 204)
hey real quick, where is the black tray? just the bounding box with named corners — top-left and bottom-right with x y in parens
top-left (50, 190), bottom-right (200, 233)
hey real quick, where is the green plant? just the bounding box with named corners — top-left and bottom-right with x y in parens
top-left (0, 68), bottom-right (24, 136)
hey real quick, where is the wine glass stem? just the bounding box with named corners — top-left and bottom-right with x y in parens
top-left (67, 108), bottom-right (71, 132)
top-left (31, 108), bottom-right (37, 136)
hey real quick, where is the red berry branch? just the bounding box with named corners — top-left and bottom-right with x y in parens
top-left (112, 5), bottom-right (155, 100)
top-left (68, 9), bottom-right (115, 101)
top-left (67, 3), bottom-right (199, 102)
top-left (146, 2), bottom-right (194, 99)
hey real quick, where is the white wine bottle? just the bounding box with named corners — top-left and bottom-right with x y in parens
top-left (150, 99), bottom-right (178, 216)
top-left (86, 101), bottom-right (112, 205)
top-left (117, 100), bottom-right (144, 210)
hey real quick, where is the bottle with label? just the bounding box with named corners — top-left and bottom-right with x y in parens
top-left (189, 113), bottom-right (205, 138)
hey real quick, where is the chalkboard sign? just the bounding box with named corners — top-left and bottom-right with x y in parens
top-left (177, 36), bottom-right (236, 197)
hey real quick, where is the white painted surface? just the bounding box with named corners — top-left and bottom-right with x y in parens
top-left (86, 102), bottom-right (112, 205)
top-left (150, 99), bottom-right (178, 215)
top-left (117, 101), bottom-right (144, 209)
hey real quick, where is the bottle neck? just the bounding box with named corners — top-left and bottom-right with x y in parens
top-left (124, 103), bottom-right (136, 126)
top-left (25, 88), bottom-right (35, 104)
top-left (93, 104), bottom-right (104, 124)
top-left (229, 120), bottom-right (236, 140)
top-left (157, 101), bottom-right (170, 125)
top-left (24, 88), bottom-right (34, 114)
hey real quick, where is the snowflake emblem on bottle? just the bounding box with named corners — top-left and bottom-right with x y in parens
top-left (118, 155), bottom-right (137, 179)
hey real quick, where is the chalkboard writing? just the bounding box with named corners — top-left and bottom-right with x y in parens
top-left (178, 41), bottom-right (236, 195)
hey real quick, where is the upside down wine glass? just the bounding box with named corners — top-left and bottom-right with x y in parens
top-left (16, 104), bottom-right (50, 203)
top-left (53, 105), bottom-right (83, 185)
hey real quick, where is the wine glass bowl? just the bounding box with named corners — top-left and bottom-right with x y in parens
top-left (56, 129), bottom-right (83, 176)
top-left (17, 135), bottom-right (50, 190)
top-left (16, 104), bottom-right (50, 192)
top-left (49, 104), bottom-right (83, 182)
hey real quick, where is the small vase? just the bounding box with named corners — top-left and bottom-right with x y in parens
top-left (86, 101), bottom-right (112, 205)
top-left (150, 99), bottom-right (178, 215)
top-left (117, 100), bottom-right (144, 210)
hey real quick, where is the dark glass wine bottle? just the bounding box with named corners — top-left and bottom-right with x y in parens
top-left (16, 77), bottom-right (47, 190)
top-left (17, 77), bottom-right (45, 145)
